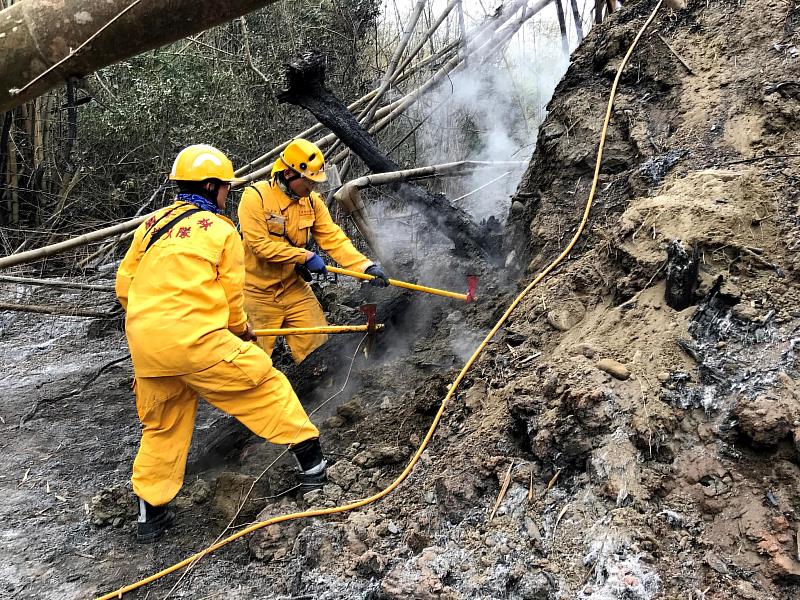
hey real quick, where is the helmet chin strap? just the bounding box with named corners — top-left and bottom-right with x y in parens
top-left (275, 170), bottom-right (303, 201)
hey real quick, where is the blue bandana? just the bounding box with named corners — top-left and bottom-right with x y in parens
top-left (177, 193), bottom-right (221, 215)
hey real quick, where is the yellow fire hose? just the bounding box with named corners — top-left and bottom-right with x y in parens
top-left (253, 324), bottom-right (384, 336)
top-left (326, 265), bottom-right (474, 302)
top-left (95, 6), bottom-right (662, 597)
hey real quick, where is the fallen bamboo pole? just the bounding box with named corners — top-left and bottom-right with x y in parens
top-left (356, 0), bottom-right (550, 151)
top-left (0, 2), bottom-right (537, 270)
top-left (0, 275), bottom-right (115, 292)
top-left (253, 324), bottom-right (383, 336)
top-left (358, 0), bottom-right (427, 125)
top-left (326, 0), bottom-right (427, 161)
top-left (334, 160), bottom-right (526, 192)
top-left (0, 302), bottom-right (118, 318)
top-left (326, 265), bottom-right (471, 302)
top-left (236, 0), bottom-right (526, 179)
top-left (0, 216), bottom-right (150, 270)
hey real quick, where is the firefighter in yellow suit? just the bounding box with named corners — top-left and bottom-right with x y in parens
top-left (116, 145), bottom-right (326, 543)
top-left (238, 138), bottom-right (389, 364)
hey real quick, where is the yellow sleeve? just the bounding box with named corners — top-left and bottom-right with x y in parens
top-left (218, 228), bottom-right (249, 334)
top-left (311, 194), bottom-right (373, 272)
top-left (115, 224), bottom-right (146, 311)
top-left (238, 185), bottom-right (308, 264)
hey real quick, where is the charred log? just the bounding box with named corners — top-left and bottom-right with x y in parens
top-left (665, 239), bottom-right (699, 310)
top-left (278, 50), bottom-right (488, 260)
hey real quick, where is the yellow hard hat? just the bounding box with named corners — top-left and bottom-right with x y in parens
top-left (275, 138), bottom-right (327, 183)
top-left (169, 144), bottom-right (245, 184)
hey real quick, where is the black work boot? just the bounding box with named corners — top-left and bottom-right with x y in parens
top-left (289, 438), bottom-right (328, 490)
top-left (136, 498), bottom-right (175, 544)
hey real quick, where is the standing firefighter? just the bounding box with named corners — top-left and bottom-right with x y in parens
top-left (116, 145), bottom-right (327, 543)
top-left (238, 138), bottom-right (389, 363)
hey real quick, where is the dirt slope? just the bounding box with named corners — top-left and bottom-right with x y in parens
top-left (2, 0), bottom-right (800, 598)
top-left (253, 0), bottom-right (800, 597)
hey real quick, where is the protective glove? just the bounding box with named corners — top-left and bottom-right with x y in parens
top-left (365, 264), bottom-right (390, 287)
top-left (305, 252), bottom-right (326, 274)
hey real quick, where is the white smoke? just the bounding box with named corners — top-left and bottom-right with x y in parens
top-left (409, 2), bottom-right (571, 222)
top-left (365, 0), bottom-right (576, 264)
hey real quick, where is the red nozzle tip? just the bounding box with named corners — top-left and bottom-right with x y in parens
top-left (466, 276), bottom-right (479, 303)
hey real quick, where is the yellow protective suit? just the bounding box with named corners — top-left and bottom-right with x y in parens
top-left (116, 200), bottom-right (319, 506)
top-left (238, 180), bottom-right (372, 363)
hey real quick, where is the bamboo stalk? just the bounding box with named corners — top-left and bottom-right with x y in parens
top-left (569, 0), bottom-right (585, 42)
top-left (452, 171), bottom-right (512, 202)
top-left (554, 0), bottom-right (570, 57)
top-left (253, 324), bottom-right (383, 336)
top-left (8, 116), bottom-right (19, 226)
top-left (361, 0), bottom-right (550, 147)
top-left (326, 265), bottom-right (470, 302)
top-left (455, 0), bottom-right (467, 61)
top-left (359, 0), bottom-right (428, 128)
top-left (0, 301), bottom-right (117, 318)
top-left (393, 0), bottom-right (459, 80)
top-left (236, 0), bottom-right (529, 180)
top-left (595, 0), bottom-right (604, 24)
top-left (45, 170), bottom-right (82, 246)
top-left (0, 215), bottom-right (150, 270)
top-left (0, 275), bottom-right (114, 291)
top-left (334, 160), bottom-right (525, 192)
top-left (233, 90), bottom-right (379, 176)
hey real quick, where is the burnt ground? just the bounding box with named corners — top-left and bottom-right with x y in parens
top-left (3, 0), bottom-right (800, 598)
top-left (0, 257), bottom-right (500, 600)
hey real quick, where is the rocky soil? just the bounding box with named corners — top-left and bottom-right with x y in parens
top-left (2, 0), bottom-right (800, 598)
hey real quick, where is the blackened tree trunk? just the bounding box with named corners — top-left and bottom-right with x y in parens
top-left (278, 50), bottom-right (488, 260)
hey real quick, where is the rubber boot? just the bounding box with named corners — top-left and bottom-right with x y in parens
top-left (289, 438), bottom-right (328, 489)
top-left (136, 498), bottom-right (175, 544)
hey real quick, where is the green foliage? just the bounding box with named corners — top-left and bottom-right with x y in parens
top-left (69, 0), bottom-right (380, 222)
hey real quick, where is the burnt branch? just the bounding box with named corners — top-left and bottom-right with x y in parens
top-left (278, 50), bottom-right (488, 259)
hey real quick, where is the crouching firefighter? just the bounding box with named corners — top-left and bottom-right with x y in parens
top-left (115, 145), bottom-right (327, 543)
top-left (238, 138), bottom-right (389, 364)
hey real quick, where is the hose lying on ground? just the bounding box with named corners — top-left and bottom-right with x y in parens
top-left (95, 4), bottom-right (664, 597)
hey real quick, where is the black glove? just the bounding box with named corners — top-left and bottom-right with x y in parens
top-left (365, 264), bottom-right (390, 287)
top-left (294, 263), bottom-right (313, 282)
